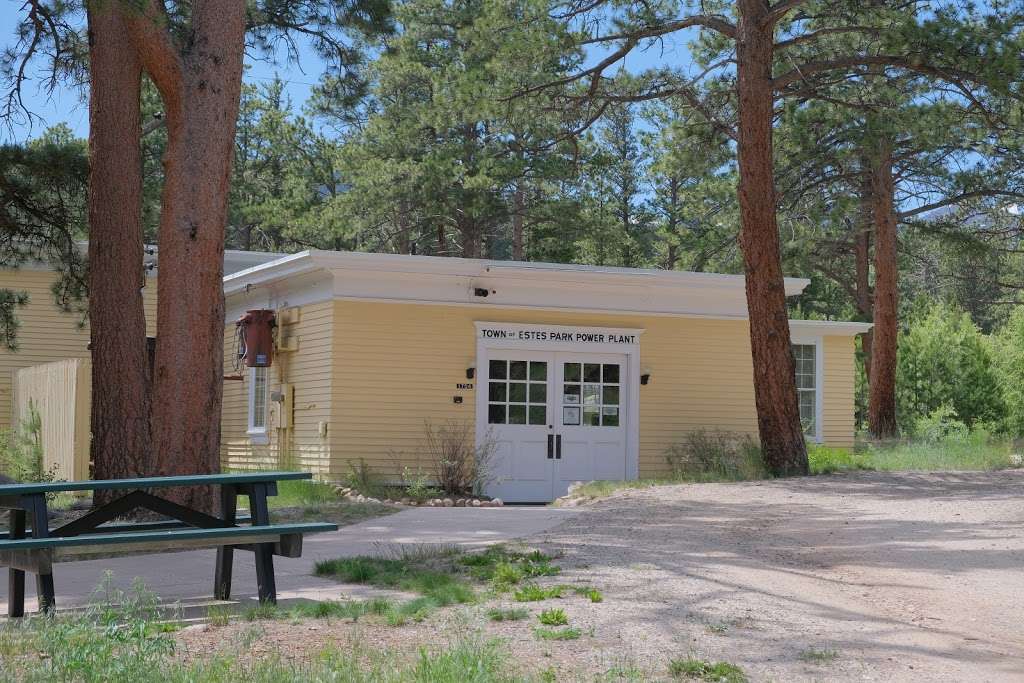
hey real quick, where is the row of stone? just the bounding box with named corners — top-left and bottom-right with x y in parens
top-left (333, 486), bottom-right (504, 507)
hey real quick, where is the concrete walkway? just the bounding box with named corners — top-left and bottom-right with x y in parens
top-left (0, 506), bottom-right (575, 615)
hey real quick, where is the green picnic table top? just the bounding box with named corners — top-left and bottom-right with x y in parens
top-left (0, 522), bottom-right (338, 551)
top-left (0, 471), bottom-right (312, 497)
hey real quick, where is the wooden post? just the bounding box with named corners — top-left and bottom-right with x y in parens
top-left (28, 496), bottom-right (56, 614)
top-left (214, 485), bottom-right (237, 600)
top-left (7, 508), bottom-right (25, 618)
top-left (248, 484), bottom-right (276, 603)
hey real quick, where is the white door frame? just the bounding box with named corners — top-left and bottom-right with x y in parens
top-left (474, 322), bottom-right (644, 487)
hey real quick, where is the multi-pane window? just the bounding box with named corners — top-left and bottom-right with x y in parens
top-left (248, 366), bottom-right (269, 434)
top-left (792, 344), bottom-right (816, 436)
top-left (563, 362), bottom-right (620, 427)
top-left (488, 359), bottom-right (547, 425)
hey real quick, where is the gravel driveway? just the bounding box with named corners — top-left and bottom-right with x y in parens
top-left (532, 471), bottom-right (1024, 681)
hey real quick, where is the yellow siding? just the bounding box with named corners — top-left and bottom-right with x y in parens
top-left (0, 269), bottom-right (157, 432)
top-left (822, 335), bottom-right (856, 447)
top-left (219, 298), bottom-right (862, 480)
top-left (325, 300), bottom-right (859, 480)
top-left (220, 301), bottom-right (334, 473)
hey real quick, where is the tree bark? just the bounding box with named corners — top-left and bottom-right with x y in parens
top-left (86, 2), bottom-right (151, 502)
top-left (735, 0), bottom-right (807, 475)
top-left (127, 0), bottom-right (247, 510)
top-left (511, 183), bottom-right (525, 260)
top-left (854, 175), bottom-right (873, 382)
top-left (867, 135), bottom-right (899, 438)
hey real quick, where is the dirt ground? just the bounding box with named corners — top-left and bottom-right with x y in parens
top-left (178, 471), bottom-right (1024, 681)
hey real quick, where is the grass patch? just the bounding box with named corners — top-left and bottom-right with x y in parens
top-left (537, 608), bottom-right (568, 626)
top-left (487, 607), bottom-right (529, 622)
top-left (513, 584), bottom-right (565, 602)
top-left (571, 585), bottom-right (603, 602)
top-left (534, 626), bottom-right (582, 641)
top-left (2, 599), bottom-right (519, 681)
top-left (809, 436), bottom-right (1016, 474)
top-left (668, 657), bottom-right (748, 682)
top-left (798, 647), bottom-right (839, 664)
top-left (314, 555), bottom-right (476, 624)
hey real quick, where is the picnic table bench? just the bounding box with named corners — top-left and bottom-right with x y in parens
top-left (0, 471), bottom-right (338, 618)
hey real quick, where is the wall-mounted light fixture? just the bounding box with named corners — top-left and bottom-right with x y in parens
top-left (640, 368), bottom-right (652, 385)
top-left (466, 363), bottom-right (476, 380)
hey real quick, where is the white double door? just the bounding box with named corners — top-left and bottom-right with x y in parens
top-left (482, 350), bottom-right (628, 502)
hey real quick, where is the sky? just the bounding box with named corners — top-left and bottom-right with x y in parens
top-left (0, 3), bottom-right (697, 143)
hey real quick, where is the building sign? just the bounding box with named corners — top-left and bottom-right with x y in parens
top-left (478, 324), bottom-right (640, 346)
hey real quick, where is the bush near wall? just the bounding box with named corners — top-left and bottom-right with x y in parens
top-left (992, 307), bottom-right (1024, 438)
top-left (895, 302), bottom-right (1005, 435)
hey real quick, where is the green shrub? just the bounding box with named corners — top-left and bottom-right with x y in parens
top-left (993, 307), bottom-right (1024, 436)
top-left (487, 607), bottom-right (528, 622)
top-left (533, 626), bottom-right (582, 641)
top-left (513, 584), bottom-right (564, 602)
top-left (668, 657), bottom-right (747, 682)
top-left (896, 303), bottom-right (1005, 433)
top-left (913, 405), bottom-right (969, 443)
top-left (664, 429), bottom-right (766, 481)
top-left (0, 404), bottom-right (59, 484)
top-left (343, 458), bottom-right (390, 499)
top-left (537, 608), bottom-right (568, 626)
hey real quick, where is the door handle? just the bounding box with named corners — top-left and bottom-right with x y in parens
top-left (547, 434), bottom-right (554, 459)
top-left (556, 435), bottom-right (562, 459)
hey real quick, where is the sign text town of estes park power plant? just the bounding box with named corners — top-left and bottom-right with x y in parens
top-left (478, 326), bottom-right (638, 345)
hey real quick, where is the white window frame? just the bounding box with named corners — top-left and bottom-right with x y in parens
top-left (790, 336), bottom-right (824, 444)
top-left (247, 366), bottom-right (270, 445)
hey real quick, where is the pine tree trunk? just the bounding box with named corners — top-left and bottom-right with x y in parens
top-left (132, 2), bottom-right (247, 510)
top-left (512, 184), bottom-right (525, 261)
top-left (736, 0), bottom-right (807, 475)
top-left (86, 4), bottom-right (151, 501)
top-left (855, 181), bottom-right (873, 382)
top-left (867, 137), bottom-right (899, 438)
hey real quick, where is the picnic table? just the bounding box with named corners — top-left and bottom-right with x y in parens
top-left (0, 471), bottom-right (338, 618)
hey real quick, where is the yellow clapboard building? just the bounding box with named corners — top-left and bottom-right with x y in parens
top-left (222, 251), bottom-right (870, 502)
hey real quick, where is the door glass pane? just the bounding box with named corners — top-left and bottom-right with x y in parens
top-left (529, 383), bottom-right (547, 403)
top-left (489, 382), bottom-right (506, 402)
top-left (508, 404), bottom-right (527, 424)
top-left (509, 382), bottom-right (527, 402)
top-left (602, 364), bottom-right (620, 383)
top-left (562, 360), bottom-right (624, 428)
top-left (509, 361), bottom-right (527, 380)
top-left (488, 404), bottom-right (506, 424)
top-left (529, 405), bottom-right (546, 425)
top-left (563, 363), bottom-right (581, 382)
top-left (489, 360), bottom-right (507, 380)
top-left (529, 362), bottom-right (547, 381)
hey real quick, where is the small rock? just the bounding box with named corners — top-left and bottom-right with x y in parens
top-left (492, 498), bottom-right (504, 507)
top-left (471, 499), bottom-right (482, 507)
top-left (1010, 453), bottom-right (1023, 467)
top-left (401, 497), bottom-right (412, 505)
top-left (455, 498), bottom-right (466, 507)
top-left (443, 498), bottom-right (454, 507)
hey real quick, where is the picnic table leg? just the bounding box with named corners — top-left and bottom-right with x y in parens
top-left (27, 496), bottom-right (55, 615)
top-left (7, 509), bottom-right (25, 618)
top-left (214, 485), bottom-right (237, 600)
top-left (248, 484), bottom-right (277, 604)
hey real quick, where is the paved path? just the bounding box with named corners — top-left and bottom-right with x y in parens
top-left (0, 506), bottom-right (575, 615)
